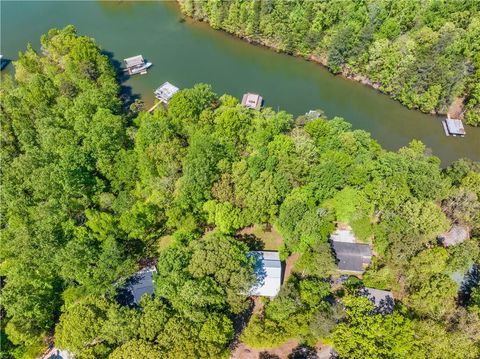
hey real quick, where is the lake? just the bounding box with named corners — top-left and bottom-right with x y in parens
top-left (1, 0), bottom-right (479, 164)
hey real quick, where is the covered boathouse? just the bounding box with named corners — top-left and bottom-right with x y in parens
top-left (442, 117), bottom-right (466, 137)
top-left (241, 93), bottom-right (263, 110)
top-left (123, 55), bottom-right (151, 75)
top-left (154, 82), bottom-right (180, 104)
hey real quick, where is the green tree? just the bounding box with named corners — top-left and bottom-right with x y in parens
top-left (333, 296), bottom-right (414, 359)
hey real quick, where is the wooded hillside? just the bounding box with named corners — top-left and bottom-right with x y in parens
top-left (178, 0), bottom-right (480, 125)
top-left (1, 27), bottom-right (479, 358)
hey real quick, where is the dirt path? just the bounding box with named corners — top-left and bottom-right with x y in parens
top-left (283, 253), bottom-right (300, 281)
top-left (448, 97), bottom-right (465, 119)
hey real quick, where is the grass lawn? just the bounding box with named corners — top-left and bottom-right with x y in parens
top-left (237, 224), bottom-right (284, 251)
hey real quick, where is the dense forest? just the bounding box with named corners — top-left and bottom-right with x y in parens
top-left (177, 0), bottom-right (480, 126)
top-left (1, 27), bottom-right (480, 359)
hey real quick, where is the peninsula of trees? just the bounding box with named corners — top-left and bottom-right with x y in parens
top-left (178, 0), bottom-right (480, 126)
top-left (1, 27), bottom-right (479, 359)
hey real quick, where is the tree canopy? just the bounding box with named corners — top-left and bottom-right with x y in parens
top-left (178, 0), bottom-right (480, 125)
top-left (1, 26), bottom-right (479, 359)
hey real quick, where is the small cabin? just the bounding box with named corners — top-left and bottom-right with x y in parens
top-left (248, 251), bottom-right (282, 297)
top-left (442, 118), bottom-right (466, 137)
top-left (154, 82), bottom-right (180, 104)
top-left (123, 55), bottom-right (151, 75)
top-left (241, 93), bottom-right (263, 110)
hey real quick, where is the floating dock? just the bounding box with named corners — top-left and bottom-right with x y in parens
top-left (442, 117), bottom-right (465, 137)
top-left (241, 93), bottom-right (263, 110)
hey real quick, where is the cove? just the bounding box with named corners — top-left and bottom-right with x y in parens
top-left (1, 1), bottom-right (478, 164)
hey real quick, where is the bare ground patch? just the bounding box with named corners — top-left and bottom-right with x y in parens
top-left (230, 339), bottom-right (299, 359)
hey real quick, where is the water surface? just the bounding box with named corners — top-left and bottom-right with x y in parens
top-left (1, 0), bottom-right (478, 164)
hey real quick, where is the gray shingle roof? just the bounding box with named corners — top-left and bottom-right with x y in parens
top-left (362, 287), bottom-right (395, 314)
top-left (332, 241), bottom-right (372, 256)
top-left (439, 224), bottom-right (469, 247)
top-left (331, 238), bottom-right (372, 273)
top-left (337, 254), bottom-right (366, 272)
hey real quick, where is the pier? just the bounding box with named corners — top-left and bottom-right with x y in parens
top-left (147, 101), bottom-right (163, 113)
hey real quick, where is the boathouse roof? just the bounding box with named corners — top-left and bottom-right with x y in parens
top-left (124, 55), bottom-right (145, 68)
top-left (249, 251), bottom-right (282, 297)
top-left (445, 118), bottom-right (466, 135)
top-left (306, 110), bottom-right (321, 119)
top-left (155, 82), bottom-right (180, 103)
top-left (242, 93), bottom-right (263, 110)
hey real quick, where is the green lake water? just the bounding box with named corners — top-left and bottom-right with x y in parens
top-left (1, 0), bottom-right (479, 164)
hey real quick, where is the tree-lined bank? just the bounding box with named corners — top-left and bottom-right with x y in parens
top-left (178, 0), bottom-right (480, 125)
top-left (1, 0), bottom-right (479, 165)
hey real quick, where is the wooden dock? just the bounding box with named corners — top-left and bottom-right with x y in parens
top-left (147, 101), bottom-right (162, 113)
top-left (442, 120), bottom-right (450, 136)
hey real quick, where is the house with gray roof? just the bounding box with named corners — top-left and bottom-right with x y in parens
top-left (249, 251), bottom-right (282, 297)
top-left (330, 229), bottom-right (372, 273)
top-left (361, 287), bottom-right (395, 314)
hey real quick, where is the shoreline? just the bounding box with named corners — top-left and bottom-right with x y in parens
top-left (180, 14), bottom-right (464, 120)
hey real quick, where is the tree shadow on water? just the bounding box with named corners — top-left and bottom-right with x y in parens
top-left (102, 50), bottom-right (141, 111)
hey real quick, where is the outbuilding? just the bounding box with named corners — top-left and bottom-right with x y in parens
top-left (249, 251), bottom-right (282, 297)
top-left (438, 224), bottom-right (469, 247)
top-left (361, 287), bottom-right (395, 314)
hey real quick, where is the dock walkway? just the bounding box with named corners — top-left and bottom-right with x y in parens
top-left (147, 101), bottom-right (162, 113)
